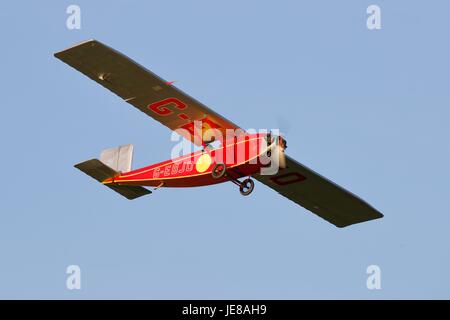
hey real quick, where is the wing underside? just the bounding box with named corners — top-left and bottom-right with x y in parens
top-left (54, 39), bottom-right (240, 145)
top-left (253, 155), bottom-right (383, 227)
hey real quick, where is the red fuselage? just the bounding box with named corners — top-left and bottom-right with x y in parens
top-left (104, 133), bottom-right (270, 188)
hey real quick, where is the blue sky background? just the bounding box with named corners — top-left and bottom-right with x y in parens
top-left (0, 0), bottom-right (449, 299)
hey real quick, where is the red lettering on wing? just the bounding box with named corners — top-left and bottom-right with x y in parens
top-left (148, 98), bottom-right (187, 116)
top-left (270, 172), bottom-right (306, 186)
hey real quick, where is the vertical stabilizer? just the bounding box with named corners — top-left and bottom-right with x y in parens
top-left (100, 144), bottom-right (133, 173)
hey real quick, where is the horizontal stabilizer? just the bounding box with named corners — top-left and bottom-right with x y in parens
top-left (106, 185), bottom-right (152, 200)
top-left (74, 159), bottom-right (151, 200)
top-left (75, 159), bottom-right (118, 182)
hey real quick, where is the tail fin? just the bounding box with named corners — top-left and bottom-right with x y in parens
top-left (74, 145), bottom-right (151, 200)
top-left (100, 144), bottom-right (134, 173)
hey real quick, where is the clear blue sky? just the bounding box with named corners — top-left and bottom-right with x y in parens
top-left (1, 0), bottom-right (449, 299)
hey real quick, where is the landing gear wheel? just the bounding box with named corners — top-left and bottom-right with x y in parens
top-left (239, 178), bottom-right (254, 196)
top-left (211, 162), bottom-right (226, 179)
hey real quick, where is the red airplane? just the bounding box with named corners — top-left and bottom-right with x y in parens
top-left (55, 39), bottom-right (383, 228)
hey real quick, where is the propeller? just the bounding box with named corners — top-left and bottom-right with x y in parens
top-left (279, 143), bottom-right (286, 169)
top-left (269, 117), bottom-right (290, 170)
top-left (267, 132), bottom-right (286, 169)
top-left (273, 141), bottom-right (286, 169)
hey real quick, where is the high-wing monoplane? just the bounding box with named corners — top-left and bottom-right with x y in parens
top-left (55, 40), bottom-right (383, 227)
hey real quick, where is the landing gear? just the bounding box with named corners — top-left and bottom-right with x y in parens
top-left (239, 178), bottom-right (254, 196)
top-left (211, 162), bottom-right (226, 179)
top-left (211, 163), bottom-right (255, 196)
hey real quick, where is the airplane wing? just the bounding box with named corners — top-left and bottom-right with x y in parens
top-left (253, 155), bottom-right (383, 228)
top-left (54, 39), bottom-right (240, 146)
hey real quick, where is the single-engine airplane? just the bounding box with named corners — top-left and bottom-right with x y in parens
top-left (55, 39), bottom-right (383, 228)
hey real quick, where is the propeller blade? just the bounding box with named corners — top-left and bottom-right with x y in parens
top-left (272, 144), bottom-right (286, 169)
top-left (278, 145), bottom-right (286, 169)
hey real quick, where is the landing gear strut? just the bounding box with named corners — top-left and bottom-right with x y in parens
top-left (211, 163), bottom-right (255, 196)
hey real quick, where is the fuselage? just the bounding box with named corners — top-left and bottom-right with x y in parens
top-left (104, 133), bottom-right (272, 188)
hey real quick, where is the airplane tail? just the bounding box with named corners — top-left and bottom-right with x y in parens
top-left (74, 144), bottom-right (151, 200)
